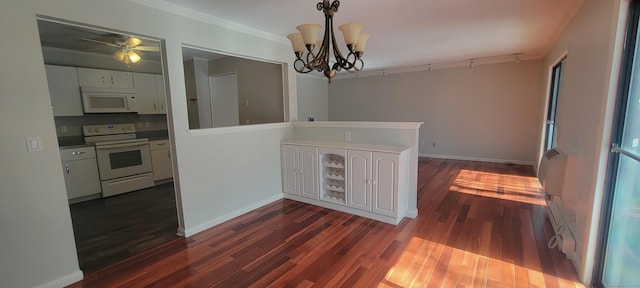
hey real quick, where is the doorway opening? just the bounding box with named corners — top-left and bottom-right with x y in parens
top-left (36, 18), bottom-right (182, 273)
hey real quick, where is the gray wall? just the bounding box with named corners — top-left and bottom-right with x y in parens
top-left (296, 75), bottom-right (329, 121)
top-left (209, 57), bottom-right (284, 125)
top-left (329, 60), bottom-right (544, 164)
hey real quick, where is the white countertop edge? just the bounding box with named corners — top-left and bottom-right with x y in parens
top-left (188, 122), bottom-right (291, 136)
top-left (282, 140), bottom-right (410, 153)
top-left (292, 121), bottom-right (424, 130)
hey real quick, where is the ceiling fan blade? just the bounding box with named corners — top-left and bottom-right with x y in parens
top-left (81, 38), bottom-right (120, 48)
top-left (134, 45), bottom-right (160, 52)
top-left (124, 37), bottom-right (143, 48)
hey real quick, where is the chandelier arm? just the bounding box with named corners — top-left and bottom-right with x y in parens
top-left (293, 58), bottom-right (313, 73)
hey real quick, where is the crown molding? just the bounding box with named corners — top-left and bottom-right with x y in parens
top-left (129, 0), bottom-right (290, 46)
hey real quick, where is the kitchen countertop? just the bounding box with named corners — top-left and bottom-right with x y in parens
top-left (57, 130), bottom-right (169, 147)
top-left (138, 130), bottom-right (169, 141)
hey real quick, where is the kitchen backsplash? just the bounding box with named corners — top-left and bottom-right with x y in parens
top-left (54, 114), bottom-right (168, 137)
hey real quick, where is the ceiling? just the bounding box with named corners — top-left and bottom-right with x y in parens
top-left (153, 0), bottom-right (585, 71)
top-left (38, 0), bottom-right (586, 72)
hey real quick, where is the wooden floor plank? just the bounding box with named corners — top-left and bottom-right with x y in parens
top-left (67, 158), bottom-right (585, 288)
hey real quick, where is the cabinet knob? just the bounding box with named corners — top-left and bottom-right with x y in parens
top-left (65, 165), bottom-right (70, 174)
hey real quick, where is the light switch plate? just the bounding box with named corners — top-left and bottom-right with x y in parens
top-left (26, 136), bottom-right (43, 152)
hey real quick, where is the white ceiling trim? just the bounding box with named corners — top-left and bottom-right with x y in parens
top-left (129, 0), bottom-right (290, 45)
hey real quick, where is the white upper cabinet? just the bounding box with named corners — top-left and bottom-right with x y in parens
top-left (133, 73), bottom-right (166, 114)
top-left (45, 65), bottom-right (83, 116)
top-left (77, 67), bottom-right (133, 88)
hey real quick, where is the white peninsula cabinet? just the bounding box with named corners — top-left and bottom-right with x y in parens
top-left (281, 144), bottom-right (318, 200)
top-left (281, 141), bottom-right (409, 224)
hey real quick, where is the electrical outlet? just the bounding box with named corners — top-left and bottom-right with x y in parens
top-left (345, 131), bottom-right (352, 142)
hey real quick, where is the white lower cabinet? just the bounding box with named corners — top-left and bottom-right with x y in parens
top-left (60, 146), bottom-right (101, 202)
top-left (150, 140), bottom-right (173, 181)
top-left (372, 152), bottom-right (403, 217)
top-left (347, 150), bottom-right (371, 212)
top-left (281, 145), bottom-right (318, 199)
top-left (282, 142), bottom-right (409, 224)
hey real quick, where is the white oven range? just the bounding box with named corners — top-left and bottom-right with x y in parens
top-left (83, 123), bottom-right (153, 197)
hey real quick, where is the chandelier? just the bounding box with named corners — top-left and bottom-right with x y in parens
top-left (287, 0), bottom-right (369, 83)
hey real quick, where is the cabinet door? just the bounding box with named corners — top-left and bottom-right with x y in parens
top-left (281, 145), bottom-right (299, 196)
top-left (155, 74), bottom-right (166, 114)
top-left (299, 146), bottom-right (318, 199)
top-left (62, 158), bottom-right (101, 199)
top-left (133, 73), bottom-right (159, 114)
top-left (151, 149), bottom-right (173, 181)
top-left (372, 152), bottom-right (399, 217)
top-left (77, 68), bottom-right (133, 88)
top-left (45, 65), bottom-right (83, 116)
top-left (109, 70), bottom-right (134, 88)
top-left (347, 150), bottom-right (372, 212)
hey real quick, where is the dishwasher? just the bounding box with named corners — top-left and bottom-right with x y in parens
top-left (60, 146), bottom-right (102, 202)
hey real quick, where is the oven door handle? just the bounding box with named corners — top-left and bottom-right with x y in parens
top-left (96, 143), bottom-right (148, 150)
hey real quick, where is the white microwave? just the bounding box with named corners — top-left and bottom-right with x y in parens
top-left (80, 87), bottom-right (138, 113)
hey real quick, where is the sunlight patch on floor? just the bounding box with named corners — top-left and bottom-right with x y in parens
top-left (450, 169), bottom-right (546, 206)
top-left (379, 236), bottom-right (585, 288)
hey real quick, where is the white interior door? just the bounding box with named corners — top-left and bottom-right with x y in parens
top-left (209, 73), bottom-right (239, 128)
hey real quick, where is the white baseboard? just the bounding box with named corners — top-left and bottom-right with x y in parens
top-left (406, 209), bottom-right (419, 218)
top-left (34, 270), bottom-right (83, 288)
top-left (176, 227), bottom-right (185, 237)
top-left (184, 194), bottom-right (283, 237)
top-left (419, 153), bottom-right (533, 166)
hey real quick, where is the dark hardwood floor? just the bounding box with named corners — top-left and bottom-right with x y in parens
top-left (69, 182), bottom-right (180, 273)
top-left (68, 158), bottom-right (585, 287)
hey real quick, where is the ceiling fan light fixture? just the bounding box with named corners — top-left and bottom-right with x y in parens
top-left (124, 37), bottom-right (142, 48)
top-left (127, 51), bottom-right (141, 63)
top-left (112, 50), bottom-right (126, 62)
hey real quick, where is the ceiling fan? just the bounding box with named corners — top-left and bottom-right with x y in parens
top-left (81, 36), bottom-right (159, 64)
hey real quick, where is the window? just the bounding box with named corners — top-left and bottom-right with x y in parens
top-left (544, 58), bottom-right (565, 151)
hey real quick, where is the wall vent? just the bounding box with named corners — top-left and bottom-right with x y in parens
top-left (537, 148), bottom-right (576, 261)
